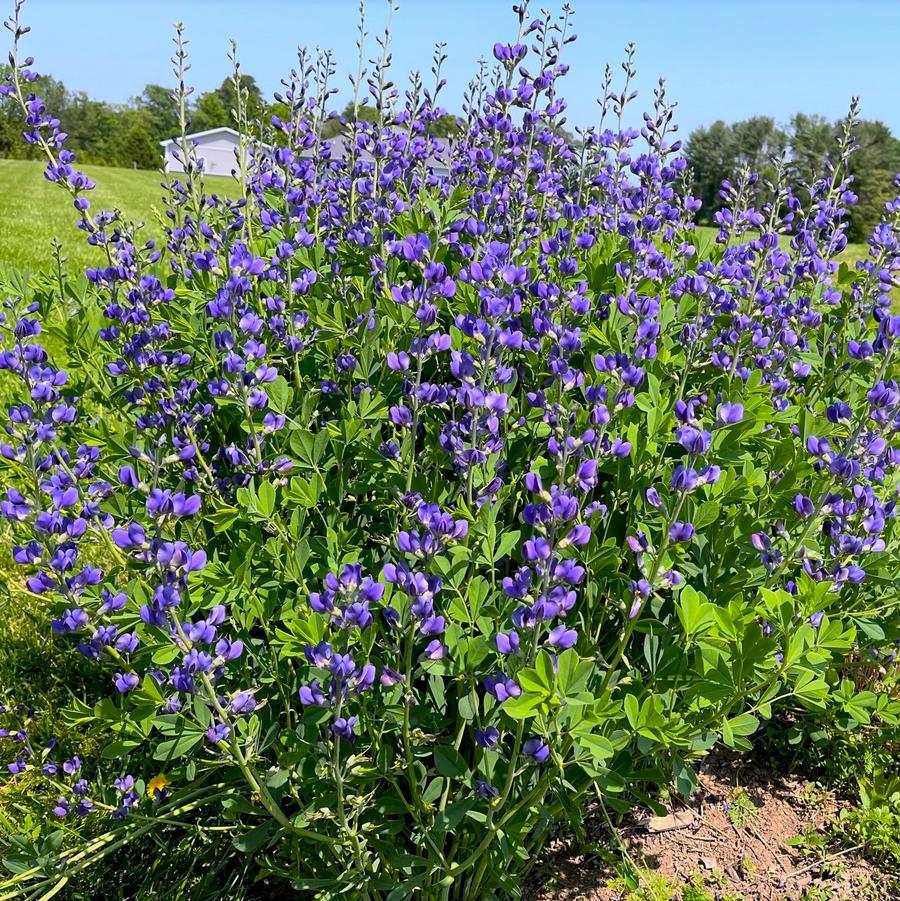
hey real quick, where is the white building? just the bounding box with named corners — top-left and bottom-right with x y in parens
top-left (161, 127), bottom-right (451, 180)
top-left (300, 135), bottom-right (451, 179)
top-left (160, 127), bottom-right (242, 176)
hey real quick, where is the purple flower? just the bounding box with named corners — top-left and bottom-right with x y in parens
top-left (717, 402), bottom-right (744, 425)
top-left (331, 716), bottom-right (357, 740)
top-left (668, 521), bottom-right (695, 543)
top-left (420, 640), bottom-right (448, 661)
top-left (676, 426), bottom-right (711, 455)
top-left (475, 779), bottom-right (499, 799)
top-left (496, 630), bottom-right (520, 655)
top-left (113, 672), bottom-right (139, 694)
top-left (484, 673), bottom-right (521, 702)
top-left (671, 465), bottom-right (699, 493)
top-left (230, 691), bottom-right (257, 715)
top-left (207, 722), bottom-right (230, 744)
top-left (523, 738), bottom-right (550, 764)
top-left (546, 624), bottom-right (578, 650)
top-left (476, 727), bottom-right (500, 749)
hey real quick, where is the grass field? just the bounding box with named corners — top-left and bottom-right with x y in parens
top-left (0, 160), bottom-right (874, 275)
top-left (0, 159), bottom-right (238, 274)
top-left (693, 223), bottom-right (871, 268)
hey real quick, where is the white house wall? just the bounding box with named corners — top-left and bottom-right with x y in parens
top-left (164, 135), bottom-right (240, 176)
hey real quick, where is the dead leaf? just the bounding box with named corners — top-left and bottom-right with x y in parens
top-left (640, 810), bottom-right (696, 833)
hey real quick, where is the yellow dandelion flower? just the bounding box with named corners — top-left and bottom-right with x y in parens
top-left (147, 774), bottom-right (170, 799)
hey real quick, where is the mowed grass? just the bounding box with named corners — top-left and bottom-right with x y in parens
top-left (0, 159), bottom-right (239, 274)
top-left (0, 160), bottom-right (872, 275)
top-left (693, 223), bottom-right (871, 267)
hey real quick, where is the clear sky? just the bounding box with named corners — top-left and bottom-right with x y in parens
top-left (13, 0), bottom-right (900, 137)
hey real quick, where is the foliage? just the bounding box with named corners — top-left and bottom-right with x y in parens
top-left (681, 872), bottom-right (741, 901)
top-left (724, 787), bottom-right (757, 830)
top-left (1, 1), bottom-right (900, 899)
top-left (832, 772), bottom-right (900, 872)
top-left (607, 870), bottom-right (676, 901)
top-left (758, 664), bottom-right (900, 799)
top-left (686, 112), bottom-right (900, 246)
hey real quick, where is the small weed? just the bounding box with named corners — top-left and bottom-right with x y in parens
top-left (607, 869), bottom-right (676, 901)
top-left (801, 782), bottom-right (832, 807)
top-left (681, 872), bottom-right (713, 901)
top-left (724, 788), bottom-right (758, 830)
top-left (799, 888), bottom-right (835, 901)
top-left (680, 871), bottom-right (743, 901)
top-left (827, 770), bottom-right (900, 872)
top-left (786, 828), bottom-right (849, 880)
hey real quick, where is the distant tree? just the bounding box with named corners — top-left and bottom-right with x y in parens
top-left (0, 65), bottom-right (272, 168)
top-left (687, 117), bottom-right (788, 221)
top-left (214, 74), bottom-right (264, 124)
top-left (685, 120), bottom-right (738, 219)
top-left (787, 113), bottom-right (834, 185)
top-left (116, 111), bottom-right (161, 169)
top-left (133, 84), bottom-right (180, 141)
top-left (845, 120), bottom-right (900, 242)
top-left (59, 92), bottom-right (121, 164)
top-left (731, 116), bottom-right (787, 171)
top-left (320, 101), bottom-right (380, 138)
top-left (429, 112), bottom-right (463, 139)
top-left (191, 91), bottom-right (230, 132)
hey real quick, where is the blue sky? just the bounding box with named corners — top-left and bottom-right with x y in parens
top-left (14, 0), bottom-right (900, 136)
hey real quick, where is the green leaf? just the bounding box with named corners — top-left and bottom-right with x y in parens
top-left (726, 713), bottom-right (759, 736)
top-left (623, 694), bottom-right (640, 730)
top-left (556, 649), bottom-right (594, 698)
top-left (433, 746), bottom-right (470, 780)
top-left (457, 689), bottom-right (479, 721)
top-left (672, 753), bottom-right (698, 796)
top-left (518, 668), bottom-right (552, 695)
top-left (234, 821), bottom-right (276, 854)
top-left (575, 733), bottom-right (615, 762)
top-left (153, 729), bottom-right (204, 762)
top-left (433, 798), bottom-right (475, 833)
top-left (677, 586), bottom-right (715, 638)
top-left (257, 480), bottom-right (276, 517)
top-left (501, 693), bottom-right (543, 720)
top-left (101, 738), bottom-right (143, 759)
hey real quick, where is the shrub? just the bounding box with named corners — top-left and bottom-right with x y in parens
top-left (1, 0), bottom-right (900, 897)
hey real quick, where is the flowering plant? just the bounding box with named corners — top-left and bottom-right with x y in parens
top-left (2, 1), bottom-right (900, 897)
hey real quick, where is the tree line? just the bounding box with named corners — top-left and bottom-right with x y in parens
top-left (0, 66), bottom-right (461, 171)
top-left (0, 67), bottom-right (271, 169)
top-left (2, 66), bottom-right (897, 243)
top-left (685, 113), bottom-right (900, 242)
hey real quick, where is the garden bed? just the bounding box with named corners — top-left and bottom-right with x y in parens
top-left (530, 753), bottom-right (882, 900)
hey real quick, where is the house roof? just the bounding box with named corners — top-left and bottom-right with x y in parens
top-left (159, 126), bottom-right (242, 148)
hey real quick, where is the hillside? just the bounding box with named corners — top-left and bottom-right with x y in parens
top-left (0, 159), bottom-right (238, 273)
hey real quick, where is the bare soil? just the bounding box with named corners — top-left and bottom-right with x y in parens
top-left (527, 752), bottom-right (887, 900)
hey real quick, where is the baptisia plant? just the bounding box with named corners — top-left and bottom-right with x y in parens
top-left (2, 0), bottom-right (900, 897)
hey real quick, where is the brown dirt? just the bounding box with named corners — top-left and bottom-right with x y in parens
top-left (527, 753), bottom-right (886, 900)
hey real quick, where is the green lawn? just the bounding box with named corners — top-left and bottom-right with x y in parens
top-left (0, 159), bottom-right (238, 274)
top-left (693, 223), bottom-right (871, 267)
top-left (0, 159), bottom-right (873, 276)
